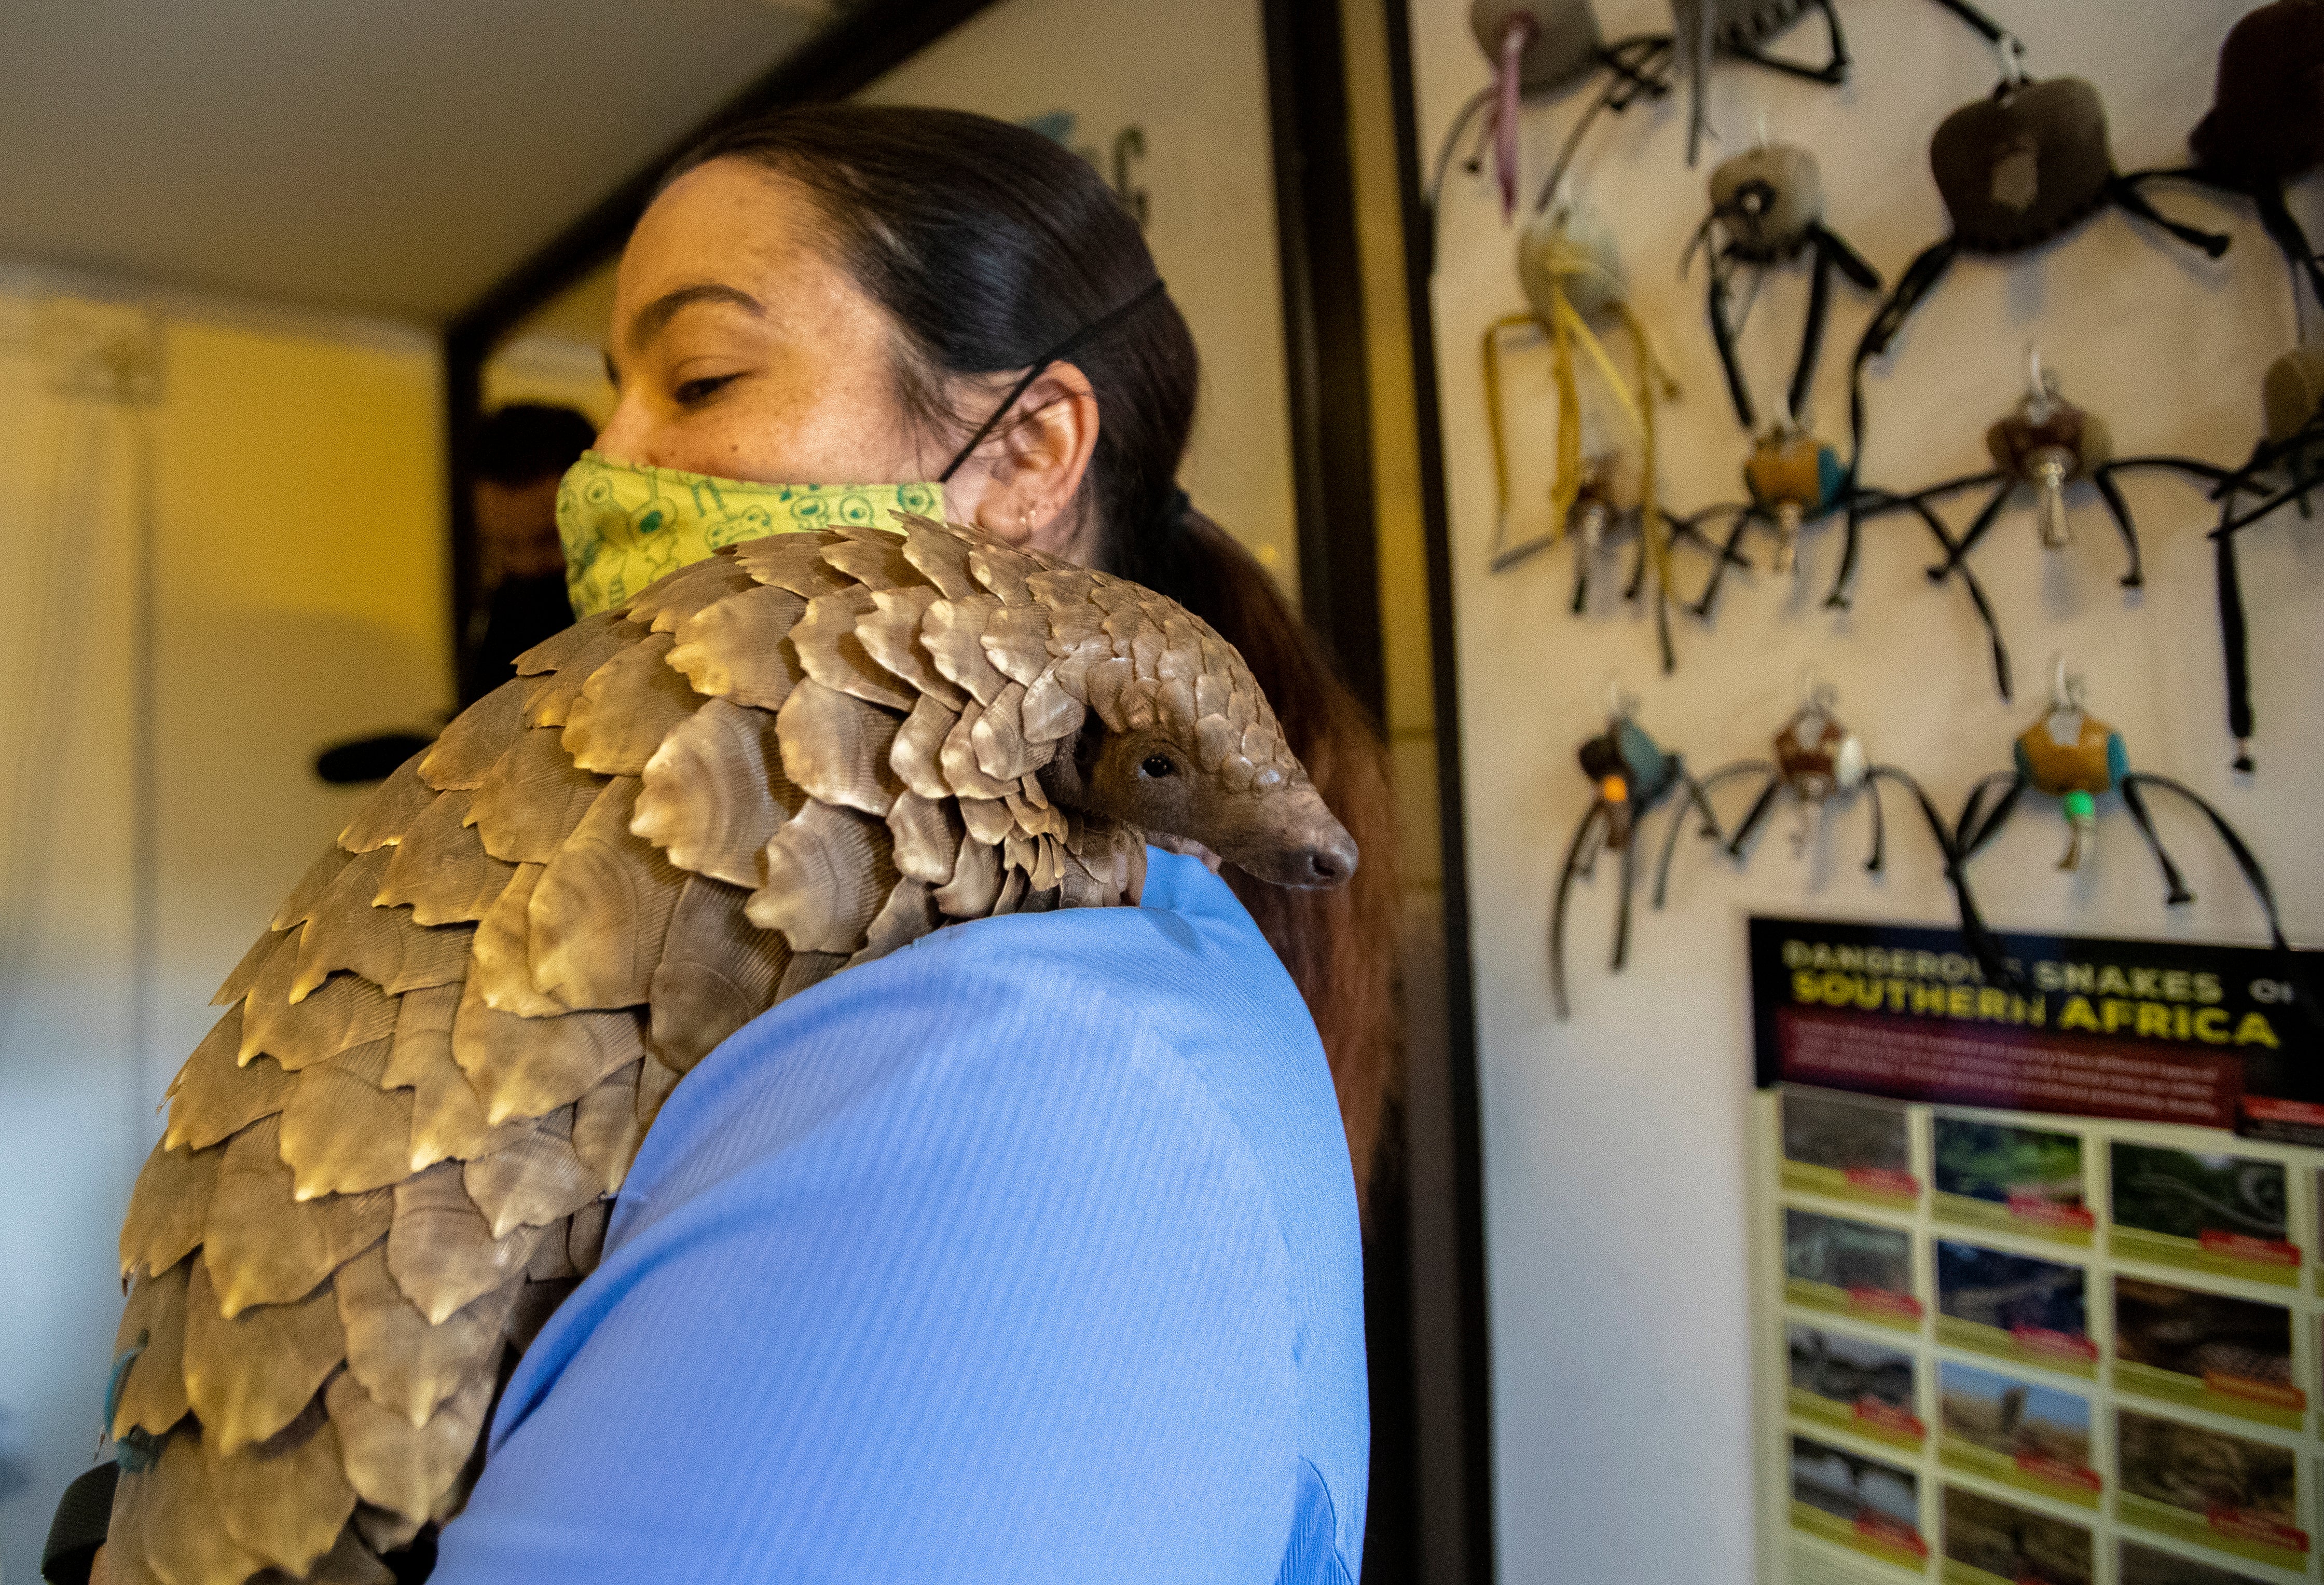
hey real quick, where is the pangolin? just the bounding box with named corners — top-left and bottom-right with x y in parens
top-left (100, 514), bottom-right (1356, 1585)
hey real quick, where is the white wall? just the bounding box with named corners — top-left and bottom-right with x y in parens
top-left (0, 273), bottom-right (448, 1585)
top-left (1402, 2), bottom-right (2322, 1579)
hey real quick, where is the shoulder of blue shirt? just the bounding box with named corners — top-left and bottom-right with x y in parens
top-left (616, 848), bottom-right (1358, 1269)
top-left (473, 848), bottom-right (1369, 1576)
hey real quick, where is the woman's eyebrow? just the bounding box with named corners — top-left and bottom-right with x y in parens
top-left (624, 282), bottom-right (765, 352)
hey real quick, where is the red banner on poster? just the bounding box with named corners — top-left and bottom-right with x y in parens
top-left (1777, 1006), bottom-right (2240, 1127)
top-left (1751, 919), bottom-right (2322, 1142)
top-left (2197, 1229), bottom-right (2300, 1266)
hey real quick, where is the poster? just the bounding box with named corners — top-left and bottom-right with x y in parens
top-left (1752, 917), bottom-right (2324, 1585)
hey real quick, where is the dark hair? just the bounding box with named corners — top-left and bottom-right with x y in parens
top-left (473, 403), bottom-right (597, 486)
top-left (668, 106), bottom-right (1399, 1209)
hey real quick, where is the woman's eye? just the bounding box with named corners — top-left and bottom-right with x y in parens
top-left (1140, 754), bottom-right (1176, 778)
top-left (672, 374), bottom-right (738, 405)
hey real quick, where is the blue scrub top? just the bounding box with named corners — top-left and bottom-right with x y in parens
top-left (430, 850), bottom-right (1369, 1585)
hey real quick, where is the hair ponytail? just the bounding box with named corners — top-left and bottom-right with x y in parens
top-left (1121, 506), bottom-right (1401, 1212)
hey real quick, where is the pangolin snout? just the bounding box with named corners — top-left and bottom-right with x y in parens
top-left (1232, 805), bottom-right (1357, 890)
top-left (1298, 825), bottom-right (1359, 887)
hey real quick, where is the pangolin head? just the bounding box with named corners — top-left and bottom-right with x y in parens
top-left (680, 514), bottom-right (1357, 895)
top-left (1025, 568), bottom-right (1357, 891)
top-left (1041, 647), bottom-right (1358, 890)
top-left (871, 514), bottom-right (1356, 891)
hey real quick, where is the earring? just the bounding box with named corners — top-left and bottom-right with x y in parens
top-left (1021, 504), bottom-right (1037, 537)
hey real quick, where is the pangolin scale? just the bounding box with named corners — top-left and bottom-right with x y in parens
top-left (103, 515), bottom-right (1347, 1584)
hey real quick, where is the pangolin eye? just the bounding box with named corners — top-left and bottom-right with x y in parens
top-left (1139, 754), bottom-right (1177, 778)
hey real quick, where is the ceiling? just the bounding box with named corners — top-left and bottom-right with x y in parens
top-left (0, 0), bottom-right (825, 325)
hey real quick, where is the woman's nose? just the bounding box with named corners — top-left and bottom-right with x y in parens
top-left (592, 393), bottom-right (650, 464)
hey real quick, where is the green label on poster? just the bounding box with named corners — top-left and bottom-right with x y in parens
top-left (1934, 1315), bottom-right (2097, 1378)
top-left (1935, 1436), bottom-right (2101, 1508)
top-left (2112, 1360), bottom-right (2306, 1430)
top-left (1790, 1387), bottom-right (1926, 1449)
top-left (2118, 1491), bottom-right (2310, 1570)
top-left (1933, 1189), bottom-right (2095, 1247)
top-left (1784, 1158), bottom-right (1922, 1208)
top-left (1791, 1500), bottom-right (1928, 1570)
top-left (1790, 1278), bottom-right (1923, 1332)
top-left (2110, 1224), bottom-right (2300, 1288)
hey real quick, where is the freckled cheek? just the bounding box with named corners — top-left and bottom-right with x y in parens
top-left (661, 393), bottom-right (814, 481)
top-left (762, 392), bottom-right (921, 481)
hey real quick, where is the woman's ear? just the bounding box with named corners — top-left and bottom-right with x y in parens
top-left (953, 361), bottom-right (1102, 554)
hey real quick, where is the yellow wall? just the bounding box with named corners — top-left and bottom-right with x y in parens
top-left (0, 275), bottom-right (447, 1579)
top-left (158, 317), bottom-right (446, 642)
top-left (152, 307), bottom-right (452, 1015)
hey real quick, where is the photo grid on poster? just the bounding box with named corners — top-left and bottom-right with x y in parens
top-left (1763, 1087), bottom-right (2323, 1585)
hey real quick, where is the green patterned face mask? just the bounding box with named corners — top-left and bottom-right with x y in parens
top-left (554, 451), bottom-right (943, 617)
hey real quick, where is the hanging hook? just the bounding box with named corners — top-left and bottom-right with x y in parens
top-left (2048, 655), bottom-right (2086, 714)
top-left (1605, 674), bottom-right (1639, 721)
top-left (1794, 665), bottom-right (1838, 716)
top-left (1995, 31), bottom-right (2028, 88)
top-left (1546, 168), bottom-right (1580, 227)
top-left (2042, 658), bottom-right (2088, 750)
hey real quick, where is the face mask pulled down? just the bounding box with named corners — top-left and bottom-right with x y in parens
top-left (554, 451), bottom-right (942, 617)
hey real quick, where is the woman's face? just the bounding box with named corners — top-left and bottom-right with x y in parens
top-left (595, 157), bottom-right (1098, 554)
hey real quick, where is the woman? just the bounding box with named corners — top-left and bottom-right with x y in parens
top-left (447, 106), bottom-right (1391, 1583)
top-left (71, 105), bottom-right (1393, 1585)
